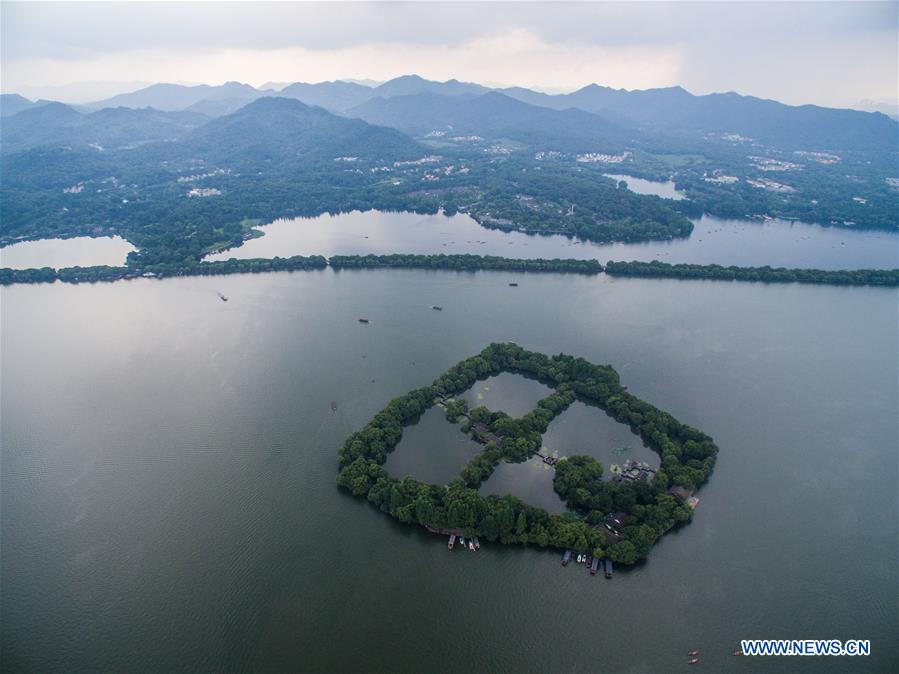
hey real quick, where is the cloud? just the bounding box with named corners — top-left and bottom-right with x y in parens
top-left (1, 1), bottom-right (895, 108)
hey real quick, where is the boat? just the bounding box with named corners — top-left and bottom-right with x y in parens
top-left (604, 559), bottom-right (613, 578)
top-left (508, 282), bottom-right (518, 287)
top-left (731, 650), bottom-right (744, 657)
top-left (590, 557), bottom-right (599, 575)
top-left (432, 305), bottom-right (443, 311)
top-left (688, 658), bottom-right (699, 665)
top-left (459, 537), bottom-right (465, 546)
top-left (468, 541), bottom-right (475, 551)
top-left (586, 555), bottom-right (593, 568)
top-left (688, 650), bottom-right (699, 656)
top-left (217, 292), bottom-right (228, 302)
top-left (448, 535), bottom-right (456, 550)
top-left (358, 318), bottom-right (370, 324)
top-left (562, 550), bottom-right (571, 566)
top-left (330, 401), bottom-right (337, 412)
top-left (473, 537), bottom-right (480, 550)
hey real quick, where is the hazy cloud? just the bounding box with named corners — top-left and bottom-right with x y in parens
top-left (2, 1), bottom-right (896, 108)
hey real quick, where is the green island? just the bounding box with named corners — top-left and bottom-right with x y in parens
top-left (3, 253), bottom-right (896, 287)
top-left (337, 342), bottom-right (718, 565)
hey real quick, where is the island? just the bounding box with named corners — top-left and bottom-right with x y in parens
top-left (337, 342), bottom-right (719, 566)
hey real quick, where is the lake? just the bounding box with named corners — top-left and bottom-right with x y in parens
top-left (604, 173), bottom-right (686, 200)
top-left (204, 209), bottom-right (899, 270)
top-left (2, 268), bottom-right (896, 672)
top-left (0, 236), bottom-right (136, 269)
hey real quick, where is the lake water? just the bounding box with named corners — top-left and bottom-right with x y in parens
top-left (204, 209), bottom-right (898, 270)
top-left (460, 372), bottom-right (553, 418)
top-left (2, 269), bottom-right (896, 672)
top-left (541, 400), bottom-right (659, 471)
top-left (480, 457), bottom-right (567, 515)
top-left (604, 173), bottom-right (686, 200)
top-left (0, 236), bottom-right (136, 269)
top-left (384, 407), bottom-right (482, 485)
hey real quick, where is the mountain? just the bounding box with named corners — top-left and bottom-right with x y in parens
top-left (277, 81), bottom-right (373, 112)
top-left (86, 82), bottom-right (263, 112)
top-left (1, 94), bottom-right (49, 117)
top-left (183, 96), bottom-right (272, 118)
top-left (348, 91), bottom-right (631, 151)
top-left (0, 103), bottom-right (209, 154)
top-left (502, 84), bottom-right (896, 151)
top-left (183, 96), bottom-right (422, 164)
top-left (372, 75), bottom-right (489, 99)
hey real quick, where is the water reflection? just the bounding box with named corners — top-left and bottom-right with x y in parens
top-left (461, 373), bottom-right (553, 418)
top-left (604, 173), bottom-right (686, 200)
top-left (479, 458), bottom-right (567, 514)
top-left (0, 236), bottom-right (136, 269)
top-left (204, 209), bottom-right (898, 270)
top-left (384, 407), bottom-right (483, 485)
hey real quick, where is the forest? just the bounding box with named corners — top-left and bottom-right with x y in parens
top-left (337, 342), bottom-right (718, 564)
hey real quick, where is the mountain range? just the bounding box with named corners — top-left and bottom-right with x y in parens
top-left (2, 75), bottom-right (896, 153)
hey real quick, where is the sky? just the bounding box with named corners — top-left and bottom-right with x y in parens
top-left (1, 1), bottom-right (896, 111)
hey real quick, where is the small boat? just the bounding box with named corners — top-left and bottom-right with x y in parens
top-left (688, 658), bottom-right (699, 665)
top-left (562, 550), bottom-right (571, 566)
top-left (330, 401), bottom-right (337, 412)
top-left (358, 318), bottom-right (370, 324)
top-left (586, 555), bottom-right (593, 568)
top-left (604, 558), bottom-right (613, 578)
top-left (448, 535), bottom-right (456, 550)
top-left (576, 553), bottom-right (583, 564)
top-left (459, 537), bottom-right (465, 546)
top-left (473, 537), bottom-right (480, 550)
top-left (432, 305), bottom-right (443, 311)
top-left (508, 282), bottom-right (518, 287)
top-left (468, 541), bottom-right (475, 551)
top-left (217, 292), bottom-right (228, 302)
top-left (687, 650), bottom-right (699, 656)
top-left (590, 557), bottom-right (599, 575)
top-left (731, 650), bottom-right (744, 657)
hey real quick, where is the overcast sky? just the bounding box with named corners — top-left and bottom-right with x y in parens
top-left (2, 1), bottom-right (896, 110)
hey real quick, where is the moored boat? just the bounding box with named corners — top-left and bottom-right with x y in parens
top-left (473, 537), bottom-right (480, 550)
top-left (448, 534), bottom-right (456, 550)
top-left (562, 550), bottom-right (571, 566)
top-left (590, 557), bottom-right (599, 575)
top-left (604, 558), bottom-right (613, 578)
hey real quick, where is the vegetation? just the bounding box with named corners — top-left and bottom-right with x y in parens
top-left (337, 342), bottom-right (718, 564)
top-left (604, 260), bottom-right (899, 286)
top-left (330, 254), bottom-right (602, 274)
top-left (0, 255), bottom-right (327, 285)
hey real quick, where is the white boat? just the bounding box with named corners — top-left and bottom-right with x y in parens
top-left (468, 541), bottom-right (475, 551)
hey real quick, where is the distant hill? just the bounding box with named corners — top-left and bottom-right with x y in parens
top-left (502, 84), bottom-right (897, 151)
top-left (372, 75), bottom-right (489, 99)
top-left (0, 103), bottom-right (209, 154)
top-left (1, 94), bottom-right (50, 117)
top-left (183, 97), bottom-right (273, 118)
top-left (86, 82), bottom-right (262, 112)
top-left (277, 81), bottom-right (373, 112)
top-left (349, 91), bottom-right (631, 151)
top-left (183, 96), bottom-right (423, 164)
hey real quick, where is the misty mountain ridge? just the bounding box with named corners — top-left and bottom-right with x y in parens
top-left (182, 96), bottom-right (422, 164)
top-left (4, 74), bottom-right (897, 152)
